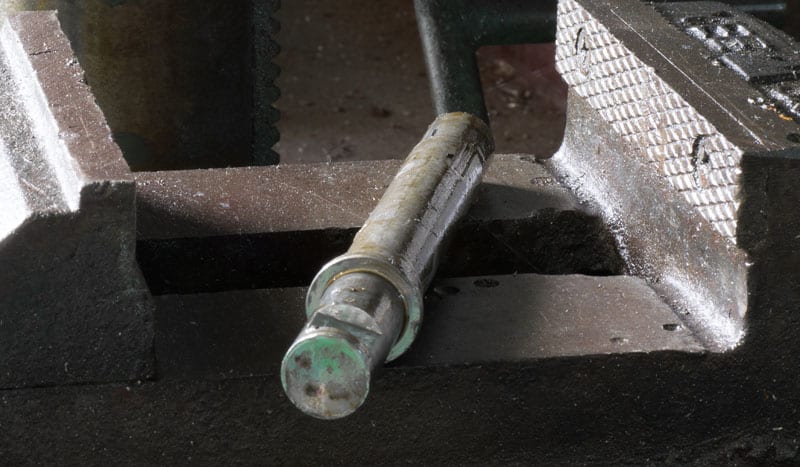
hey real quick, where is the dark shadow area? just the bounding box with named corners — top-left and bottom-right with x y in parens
top-left (137, 209), bottom-right (624, 295)
top-left (52, 0), bottom-right (279, 170)
top-left (736, 150), bottom-right (800, 365)
top-left (137, 228), bottom-right (357, 295)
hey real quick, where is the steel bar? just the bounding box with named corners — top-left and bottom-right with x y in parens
top-left (281, 112), bottom-right (493, 419)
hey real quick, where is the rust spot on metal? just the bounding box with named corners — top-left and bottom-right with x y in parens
top-left (294, 355), bottom-right (312, 369)
top-left (304, 384), bottom-right (319, 397)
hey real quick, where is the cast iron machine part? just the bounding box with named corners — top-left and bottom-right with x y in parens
top-left (279, 0), bottom-right (791, 420)
top-left (5, 1), bottom-right (800, 461)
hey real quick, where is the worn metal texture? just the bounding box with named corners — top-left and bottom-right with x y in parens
top-left (154, 273), bottom-right (700, 380)
top-left (660, 2), bottom-right (800, 122)
top-left (557, 0), bottom-right (743, 240)
top-left (135, 156), bottom-right (583, 240)
top-left (282, 272), bottom-right (404, 419)
top-left (550, 0), bottom-right (800, 352)
top-left (136, 161), bottom-right (403, 240)
top-left (282, 113), bottom-right (494, 418)
top-left (1, 271), bottom-right (799, 464)
top-left (404, 273), bottom-right (703, 365)
top-left (0, 1), bottom-right (799, 463)
top-left (1, 0), bottom-right (281, 170)
top-left (134, 155), bottom-right (624, 295)
top-left (0, 361), bottom-right (797, 465)
top-left (0, 12), bottom-right (153, 387)
top-left (554, 92), bottom-right (748, 351)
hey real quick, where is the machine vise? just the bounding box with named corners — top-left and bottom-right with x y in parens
top-left (0, 0), bottom-right (799, 463)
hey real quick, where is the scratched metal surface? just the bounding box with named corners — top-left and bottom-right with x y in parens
top-left (550, 1), bottom-right (800, 354)
top-left (134, 154), bottom-right (579, 240)
top-left (0, 33), bottom-right (65, 235)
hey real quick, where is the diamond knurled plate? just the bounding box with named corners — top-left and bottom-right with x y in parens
top-left (555, 0), bottom-right (742, 240)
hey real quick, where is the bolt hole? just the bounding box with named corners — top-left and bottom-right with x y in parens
top-left (473, 278), bottom-right (500, 288)
top-left (610, 337), bottom-right (628, 344)
top-left (433, 285), bottom-right (460, 296)
top-left (446, 153), bottom-right (454, 160)
top-left (787, 133), bottom-right (800, 144)
top-left (430, 128), bottom-right (438, 137)
top-left (662, 323), bottom-right (681, 331)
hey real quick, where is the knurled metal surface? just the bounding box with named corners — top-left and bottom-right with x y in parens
top-left (555, 0), bottom-right (742, 240)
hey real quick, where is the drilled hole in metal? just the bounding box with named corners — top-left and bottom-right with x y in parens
top-left (473, 278), bottom-right (500, 288)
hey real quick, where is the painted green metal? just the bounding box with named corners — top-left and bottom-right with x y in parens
top-left (414, 0), bottom-right (558, 122)
top-left (282, 329), bottom-right (371, 420)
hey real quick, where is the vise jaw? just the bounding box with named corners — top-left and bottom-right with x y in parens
top-left (551, 0), bottom-right (800, 352)
top-left (0, 12), bottom-right (153, 388)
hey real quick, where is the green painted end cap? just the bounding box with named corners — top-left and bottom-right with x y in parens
top-left (281, 332), bottom-right (370, 420)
